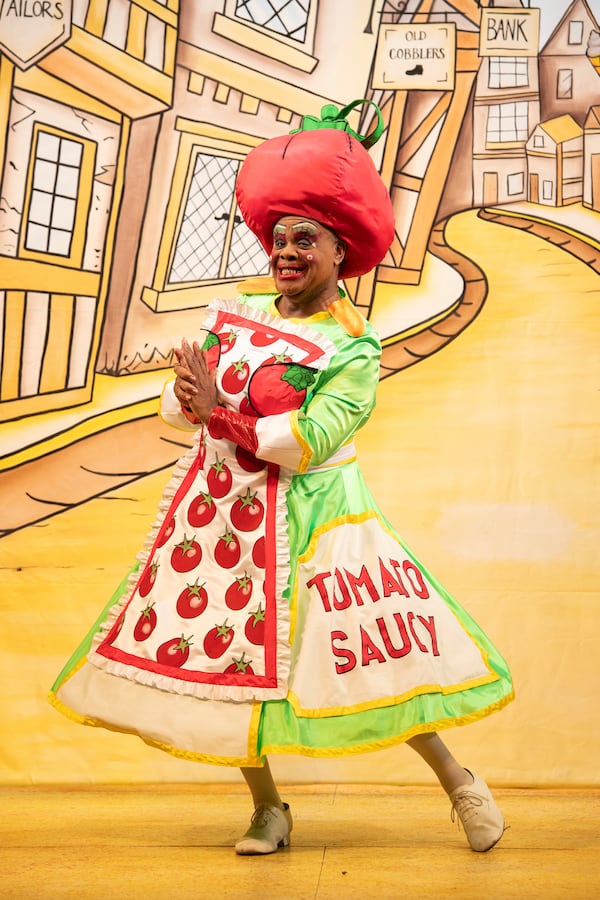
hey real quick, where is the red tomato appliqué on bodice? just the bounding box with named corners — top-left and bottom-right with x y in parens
top-left (248, 362), bottom-right (316, 416)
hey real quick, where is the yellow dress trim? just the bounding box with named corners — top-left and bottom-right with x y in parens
top-left (259, 690), bottom-right (516, 759)
top-left (285, 670), bottom-right (500, 719)
top-left (269, 297), bottom-right (331, 325)
top-left (49, 666), bottom-right (266, 768)
top-left (289, 408), bottom-right (314, 473)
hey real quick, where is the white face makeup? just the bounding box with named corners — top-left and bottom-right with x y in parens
top-left (272, 221), bottom-right (318, 248)
top-left (270, 216), bottom-right (344, 317)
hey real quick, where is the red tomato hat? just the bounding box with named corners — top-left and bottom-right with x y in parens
top-left (235, 111), bottom-right (395, 279)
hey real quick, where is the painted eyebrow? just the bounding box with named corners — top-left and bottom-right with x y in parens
top-left (291, 222), bottom-right (318, 235)
top-left (273, 224), bottom-right (286, 235)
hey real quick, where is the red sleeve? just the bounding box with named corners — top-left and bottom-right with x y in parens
top-left (207, 406), bottom-right (259, 455)
top-left (180, 405), bottom-right (202, 425)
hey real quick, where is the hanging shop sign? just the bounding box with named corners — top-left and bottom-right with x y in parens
top-left (0, 0), bottom-right (72, 70)
top-left (479, 7), bottom-right (540, 57)
top-left (373, 23), bottom-right (456, 91)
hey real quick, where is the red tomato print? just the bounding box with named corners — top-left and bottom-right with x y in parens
top-left (207, 455), bottom-right (233, 498)
top-left (221, 358), bottom-right (250, 395)
top-left (224, 651), bottom-right (255, 675)
top-left (236, 445), bottom-right (266, 473)
top-left (133, 603), bottom-right (157, 641)
top-left (138, 560), bottom-right (159, 598)
top-left (188, 491), bottom-right (216, 527)
top-left (214, 529), bottom-right (241, 569)
top-left (230, 488), bottom-right (264, 532)
top-left (203, 620), bottom-right (235, 658)
top-left (264, 348), bottom-right (293, 365)
top-left (156, 516), bottom-right (175, 548)
top-left (245, 605), bottom-right (266, 646)
top-left (252, 536), bottom-right (266, 569)
top-left (171, 534), bottom-right (202, 573)
top-left (250, 328), bottom-right (279, 347)
top-left (176, 579), bottom-right (208, 619)
top-left (225, 573), bottom-right (253, 610)
top-left (249, 363), bottom-right (316, 416)
top-left (239, 394), bottom-right (259, 418)
top-left (156, 634), bottom-right (193, 668)
top-left (217, 329), bottom-right (238, 353)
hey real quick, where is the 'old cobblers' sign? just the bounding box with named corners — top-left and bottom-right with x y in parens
top-left (0, 0), bottom-right (72, 70)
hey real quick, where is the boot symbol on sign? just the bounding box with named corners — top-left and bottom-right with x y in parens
top-left (406, 64), bottom-right (424, 76)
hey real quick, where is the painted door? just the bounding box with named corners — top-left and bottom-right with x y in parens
top-left (483, 171), bottom-right (499, 205)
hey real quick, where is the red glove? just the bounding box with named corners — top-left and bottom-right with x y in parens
top-left (207, 406), bottom-right (259, 455)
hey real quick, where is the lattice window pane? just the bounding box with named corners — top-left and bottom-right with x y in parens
top-left (487, 102), bottom-right (529, 143)
top-left (226, 214), bottom-right (270, 278)
top-left (169, 153), bottom-right (238, 284)
top-left (234, 0), bottom-right (310, 42)
top-left (488, 56), bottom-right (529, 89)
top-left (25, 131), bottom-right (85, 258)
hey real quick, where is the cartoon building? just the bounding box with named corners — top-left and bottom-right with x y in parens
top-left (0, 0), bottom-right (180, 422)
top-left (526, 113), bottom-right (584, 205)
top-left (472, 38), bottom-right (541, 206)
top-left (539, 0), bottom-right (600, 126)
top-left (583, 104), bottom-right (600, 210)
top-left (1, 0), bottom-right (497, 417)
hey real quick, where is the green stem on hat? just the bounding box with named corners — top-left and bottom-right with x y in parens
top-left (290, 98), bottom-right (384, 149)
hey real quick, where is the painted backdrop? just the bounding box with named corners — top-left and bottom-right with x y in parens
top-left (0, 0), bottom-right (598, 786)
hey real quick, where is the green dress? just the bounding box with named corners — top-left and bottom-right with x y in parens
top-left (50, 295), bottom-right (514, 766)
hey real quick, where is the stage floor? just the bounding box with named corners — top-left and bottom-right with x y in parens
top-left (1, 784), bottom-right (599, 898)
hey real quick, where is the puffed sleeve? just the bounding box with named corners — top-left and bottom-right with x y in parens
top-left (159, 381), bottom-right (202, 431)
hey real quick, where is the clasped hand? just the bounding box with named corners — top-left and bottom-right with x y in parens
top-left (173, 338), bottom-right (218, 424)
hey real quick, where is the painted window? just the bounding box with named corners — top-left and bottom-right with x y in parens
top-left (230, 0), bottom-right (310, 42)
top-left (557, 69), bottom-right (573, 100)
top-left (542, 180), bottom-right (554, 201)
top-left (488, 57), bottom-right (529, 89)
top-left (486, 102), bottom-right (529, 144)
top-left (168, 150), bottom-right (268, 285)
top-left (534, 134), bottom-right (545, 148)
top-left (20, 125), bottom-right (96, 267)
top-left (568, 20), bottom-right (584, 45)
top-left (507, 172), bottom-right (524, 196)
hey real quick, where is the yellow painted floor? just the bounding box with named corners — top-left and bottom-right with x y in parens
top-left (1, 784), bottom-right (599, 899)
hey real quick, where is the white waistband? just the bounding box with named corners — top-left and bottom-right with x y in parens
top-left (305, 442), bottom-right (357, 473)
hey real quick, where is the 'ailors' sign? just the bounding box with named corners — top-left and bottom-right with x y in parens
top-left (0, 0), bottom-right (72, 70)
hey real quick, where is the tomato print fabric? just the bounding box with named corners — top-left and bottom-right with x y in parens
top-left (50, 295), bottom-right (513, 766)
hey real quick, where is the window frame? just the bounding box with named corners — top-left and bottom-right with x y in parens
top-left (19, 123), bottom-right (96, 269)
top-left (488, 56), bottom-right (529, 90)
top-left (213, 0), bottom-right (318, 72)
top-left (567, 20), bottom-right (584, 45)
top-left (142, 121), bottom-right (265, 312)
top-left (507, 171), bottom-right (524, 197)
top-left (485, 101), bottom-right (529, 147)
top-left (224, 0), bottom-right (316, 51)
top-left (556, 68), bottom-right (573, 100)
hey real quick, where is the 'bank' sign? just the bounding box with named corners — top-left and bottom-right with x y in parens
top-left (0, 0), bottom-right (72, 70)
top-left (479, 8), bottom-right (540, 57)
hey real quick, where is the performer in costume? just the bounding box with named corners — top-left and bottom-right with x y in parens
top-left (50, 103), bottom-right (514, 856)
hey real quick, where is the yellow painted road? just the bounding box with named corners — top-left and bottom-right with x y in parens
top-left (1, 210), bottom-right (598, 787)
